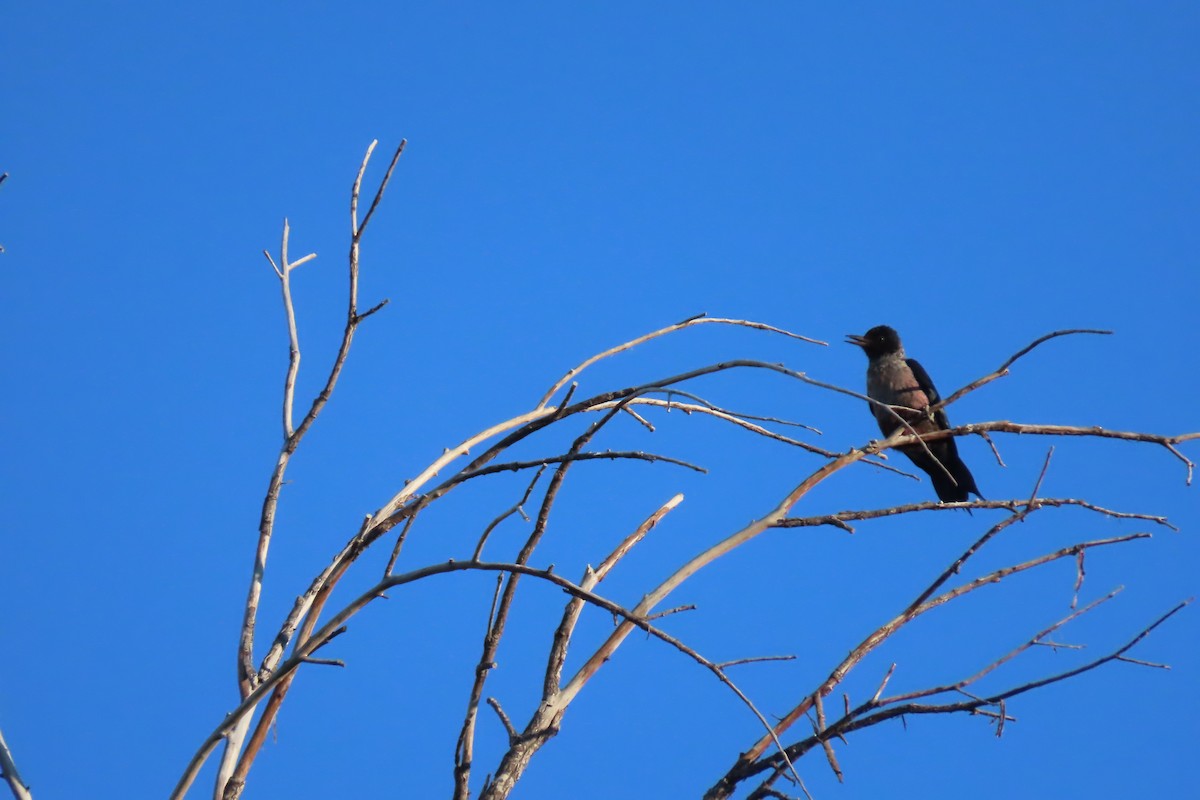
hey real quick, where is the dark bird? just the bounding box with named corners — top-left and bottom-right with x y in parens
top-left (846, 325), bottom-right (982, 503)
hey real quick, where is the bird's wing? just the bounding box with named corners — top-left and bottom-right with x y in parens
top-left (905, 357), bottom-right (951, 428)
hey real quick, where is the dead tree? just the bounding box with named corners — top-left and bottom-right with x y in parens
top-left (44, 140), bottom-right (1181, 800)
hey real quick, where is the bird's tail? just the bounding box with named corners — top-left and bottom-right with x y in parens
top-left (925, 440), bottom-right (983, 504)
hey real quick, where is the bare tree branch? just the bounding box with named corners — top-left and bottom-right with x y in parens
top-left (775, 496), bottom-right (1177, 533)
top-left (0, 725), bottom-right (33, 800)
top-left (486, 698), bottom-right (518, 743)
top-left (545, 495), bottom-right (683, 696)
top-left (640, 387), bottom-right (823, 433)
top-left (461, 449), bottom-right (707, 481)
top-left (219, 139), bottom-right (406, 800)
top-left (536, 315), bottom-right (827, 408)
top-left (905, 421), bottom-right (1198, 485)
top-left (936, 329), bottom-right (1113, 412)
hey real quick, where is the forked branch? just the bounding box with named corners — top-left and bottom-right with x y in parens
top-left (219, 139), bottom-right (405, 800)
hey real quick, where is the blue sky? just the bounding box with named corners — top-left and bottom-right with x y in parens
top-left (2, 3), bottom-right (1197, 798)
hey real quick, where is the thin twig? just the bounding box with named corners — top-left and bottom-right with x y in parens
top-left (646, 604), bottom-right (698, 621)
top-left (1072, 550), bottom-right (1086, 609)
top-left (537, 316), bottom-right (825, 408)
top-left (717, 655), bottom-right (797, 669)
top-left (641, 388), bottom-right (823, 434)
top-left (299, 657), bottom-right (345, 668)
top-left (935, 329), bottom-right (1113, 412)
top-left (1034, 639), bottom-right (1085, 651)
top-left (384, 514), bottom-right (418, 578)
top-left (1115, 656), bottom-right (1171, 669)
top-left (980, 431), bottom-right (1006, 467)
top-left (812, 692), bottom-right (843, 782)
top-left (595, 396), bottom-right (909, 475)
top-left (620, 405), bottom-right (656, 431)
top-left (871, 664), bottom-right (896, 703)
top-left (354, 139), bottom-right (406, 239)
top-left (472, 467), bottom-right (546, 560)
top-left (461, 450), bottom-right (707, 481)
top-left (487, 698), bottom-right (519, 743)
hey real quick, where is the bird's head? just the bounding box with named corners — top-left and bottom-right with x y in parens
top-left (846, 325), bottom-right (903, 359)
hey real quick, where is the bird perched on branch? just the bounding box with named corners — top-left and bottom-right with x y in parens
top-left (846, 325), bottom-right (982, 504)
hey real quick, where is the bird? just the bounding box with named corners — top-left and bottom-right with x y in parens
top-left (846, 325), bottom-right (982, 504)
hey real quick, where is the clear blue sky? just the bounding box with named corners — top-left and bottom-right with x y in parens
top-left (2, 3), bottom-right (1197, 798)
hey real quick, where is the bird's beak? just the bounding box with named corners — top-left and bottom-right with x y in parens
top-left (845, 334), bottom-right (868, 348)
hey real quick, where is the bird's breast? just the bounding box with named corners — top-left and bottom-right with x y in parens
top-left (866, 358), bottom-right (931, 431)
